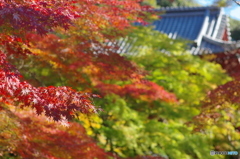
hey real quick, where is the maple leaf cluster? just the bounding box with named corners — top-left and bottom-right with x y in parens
top-left (0, 0), bottom-right (79, 34)
top-left (0, 0), bottom-right (164, 121)
top-left (1, 54), bottom-right (98, 121)
top-left (191, 49), bottom-right (240, 131)
top-left (96, 80), bottom-right (177, 103)
top-left (203, 48), bottom-right (240, 77)
top-left (0, 108), bottom-right (111, 159)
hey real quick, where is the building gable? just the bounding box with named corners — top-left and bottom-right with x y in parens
top-left (153, 6), bottom-right (238, 54)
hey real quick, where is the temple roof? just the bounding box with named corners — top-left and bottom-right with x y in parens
top-left (153, 6), bottom-right (240, 54)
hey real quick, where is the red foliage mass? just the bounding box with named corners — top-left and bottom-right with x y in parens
top-left (0, 52), bottom-right (97, 121)
top-left (209, 48), bottom-right (240, 78)
top-left (0, 0), bottom-right (160, 121)
top-left (192, 49), bottom-right (240, 130)
top-left (0, 0), bottom-right (79, 34)
top-left (201, 49), bottom-right (240, 107)
top-left (96, 80), bottom-right (177, 103)
top-left (3, 110), bottom-right (111, 159)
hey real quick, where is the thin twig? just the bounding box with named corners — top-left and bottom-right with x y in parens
top-left (232, 0), bottom-right (240, 6)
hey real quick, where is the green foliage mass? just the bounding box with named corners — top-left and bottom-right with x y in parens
top-left (84, 27), bottom-right (231, 158)
top-left (229, 17), bottom-right (240, 41)
top-left (127, 27), bottom-right (230, 106)
top-left (212, 0), bottom-right (234, 7)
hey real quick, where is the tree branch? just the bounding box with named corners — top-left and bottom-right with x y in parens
top-left (232, 0), bottom-right (240, 6)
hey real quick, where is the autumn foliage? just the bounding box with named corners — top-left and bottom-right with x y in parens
top-left (0, 108), bottom-right (111, 159)
top-left (0, 0), bottom-right (238, 159)
top-left (0, 0), bottom-right (177, 158)
top-left (192, 49), bottom-right (240, 132)
top-left (0, 0), bottom-right (165, 120)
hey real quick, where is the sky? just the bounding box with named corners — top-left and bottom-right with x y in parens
top-left (196, 0), bottom-right (240, 20)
